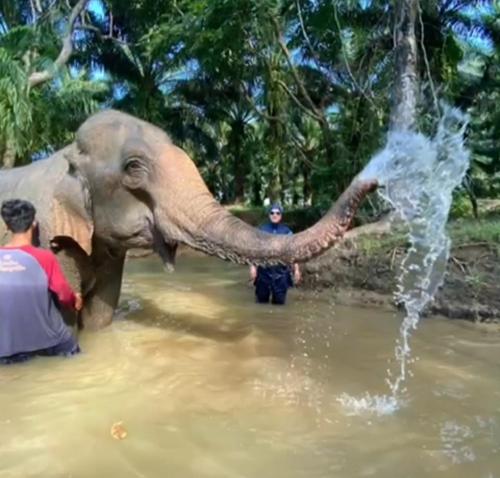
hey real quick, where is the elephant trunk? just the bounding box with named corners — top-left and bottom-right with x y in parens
top-left (154, 146), bottom-right (377, 265)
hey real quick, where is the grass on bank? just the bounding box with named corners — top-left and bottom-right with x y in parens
top-left (348, 218), bottom-right (500, 256)
top-left (448, 218), bottom-right (500, 245)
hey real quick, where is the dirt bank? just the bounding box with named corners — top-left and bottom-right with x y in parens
top-left (301, 228), bottom-right (500, 322)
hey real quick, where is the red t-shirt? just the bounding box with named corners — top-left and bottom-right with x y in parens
top-left (0, 245), bottom-right (76, 308)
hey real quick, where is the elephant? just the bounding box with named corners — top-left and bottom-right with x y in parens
top-left (0, 110), bottom-right (377, 330)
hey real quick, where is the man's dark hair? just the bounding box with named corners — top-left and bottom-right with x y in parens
top-left (1, 199), bottom-right (37, 233)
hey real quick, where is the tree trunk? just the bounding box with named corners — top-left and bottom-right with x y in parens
top-left (266, 117), bottom-right (284, 203)
top-left (231, 119), bottom-right (246, 203)
top-left (251, 174), bottom-right (262, 205)
top-left (1, 141), bottom-right (16, 169)
top-left (302, 162), bottom-right (312, 206)
top-left (390, 0), bottom-right (419, 131)
top-left (268, 149), bottom-right (282, 204)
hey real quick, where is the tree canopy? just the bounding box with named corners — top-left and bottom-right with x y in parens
top-left (0, 0), bottom-right (498, 209)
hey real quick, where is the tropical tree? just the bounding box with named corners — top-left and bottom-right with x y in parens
top-left (0, 0), bottom-right (106, 167)
top-left (0, 0), bottom-right (497, 211)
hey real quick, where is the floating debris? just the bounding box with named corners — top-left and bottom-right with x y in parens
top-left (110, 421), bottom-right (128, 440)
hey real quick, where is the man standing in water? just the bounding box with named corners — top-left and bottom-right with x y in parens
top-left (250, 204), bottom-right (301, 305)
top-left (0, 199), bottom-right (83, 364)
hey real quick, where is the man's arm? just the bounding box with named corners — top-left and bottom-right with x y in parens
top-left (25, 247), bottom-right (83, 311)
top-left (47, 254), bottom-right (80, 310)
top-left (285, 226), bottom-right (301, 284)
top-left (250, 264), bottom-right (258, 282)
top-left (293, 263), bottom-right (301, 284)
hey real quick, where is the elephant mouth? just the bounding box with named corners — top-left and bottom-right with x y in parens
top-left (111, 220), bottom-right (177, 270)
top-left (153, 228), bottom-right (178, 272)
top-left (116, 220), bottom-right (177, 271)
top-left (110, 223), bottom-right (154, 249)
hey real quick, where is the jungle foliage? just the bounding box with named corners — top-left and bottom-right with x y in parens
top-left (0, 0), bottom-right (498, 211)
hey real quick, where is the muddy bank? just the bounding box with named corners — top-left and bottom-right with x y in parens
top-left (301, 231), bottom-right (500, 322)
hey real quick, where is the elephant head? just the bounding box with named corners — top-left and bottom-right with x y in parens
top-left (0, 109), bottom-right (376, 329)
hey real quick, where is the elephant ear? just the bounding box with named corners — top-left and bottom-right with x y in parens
top-left (50, 157), bottom-right (94, 256)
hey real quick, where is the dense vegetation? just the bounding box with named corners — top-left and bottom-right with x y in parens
top-left (0, 0), bottom-right (498, 210)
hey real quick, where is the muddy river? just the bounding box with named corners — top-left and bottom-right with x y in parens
top-left (1, 250), bottom-right (499, 477)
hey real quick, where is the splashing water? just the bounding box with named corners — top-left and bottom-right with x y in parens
top-left (338, 106), bottom-right (470, 416)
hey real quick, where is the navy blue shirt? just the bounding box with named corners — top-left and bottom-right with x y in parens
top-left (259, 222), bottom-right (293, 236)
top-left (257, 222), bottom-right (293, 280)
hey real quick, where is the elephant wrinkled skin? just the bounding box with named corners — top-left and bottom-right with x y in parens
top-left (0, 110), bottom-right (377, 329)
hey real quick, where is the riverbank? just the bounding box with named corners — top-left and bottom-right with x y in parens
top-left (301, 217), bottom-right (500, 322)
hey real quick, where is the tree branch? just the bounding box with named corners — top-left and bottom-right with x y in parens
top-left (238, 78), bottom-right (284, 123)
top-left (29, 0), bottom-right (36, 22)
top-left (276, 79), bottom-right (322, 121)
top-left (28, 0), bottom-right (90, 88)
top-left (289, 134), bottom-right (316, 168)
top-left (77, 23), bottom-right (129, 45)
top-left (332, 4), bottom-right (376, 108)
top-left (270, 16), bottom-right (326, 125)
top-left (295, 0), bottom-right (323, 77)
top-left (173, 0), bottom-right (185, 17)
top-left (418, 5), bottom-right (440, 117)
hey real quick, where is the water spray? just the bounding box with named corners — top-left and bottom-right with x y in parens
top-left (338, 105), bottom-right (470, 415)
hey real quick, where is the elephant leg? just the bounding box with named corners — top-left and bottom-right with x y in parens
top-left (81, 253), bottom-right (125, 330)
top-left (53, 243), bottom-right (96, 327)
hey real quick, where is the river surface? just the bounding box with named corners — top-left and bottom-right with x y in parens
top-left (1, 250), bottom-right (499, 477)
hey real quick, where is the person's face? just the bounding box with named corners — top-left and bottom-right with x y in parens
top-left (269, 209), bottom-right (282, 224)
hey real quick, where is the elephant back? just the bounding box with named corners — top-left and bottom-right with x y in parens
top-left (0, 148), bottom-right (71, 247)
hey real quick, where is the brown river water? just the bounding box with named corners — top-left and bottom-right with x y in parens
top-left (1, 249), bottom-right (499, 478)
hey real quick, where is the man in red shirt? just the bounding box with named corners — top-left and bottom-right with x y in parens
top-left (0, 199), bottom-right (83, 364)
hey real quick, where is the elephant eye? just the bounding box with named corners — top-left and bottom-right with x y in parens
top-left (122, 156), bottom-right (149, 190)
top-left (124, 157), bottom-right (146, 175)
